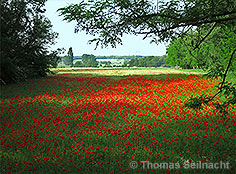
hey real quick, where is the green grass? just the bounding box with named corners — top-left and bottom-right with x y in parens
top-left (1, 70), bottom-right (235, 174)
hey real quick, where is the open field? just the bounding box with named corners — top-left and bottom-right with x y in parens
top-left (50, 67), bottom-right (204, 76)
top-left (1, 70), bottom-right (235, 174)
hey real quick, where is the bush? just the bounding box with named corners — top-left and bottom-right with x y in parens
top-left (74, 61), bottom-right (83, 67)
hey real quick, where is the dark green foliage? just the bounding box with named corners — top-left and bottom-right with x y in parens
top-left (67, 47), bottom-right (74, 67)
top-left (0, 0), bottom-right (61, 84)
top-left (128, 56), bottom-right (166, 67)
top-left (81, 54), bottom-right (98, 67)
top-left (122, 60), bottom-right (128, 67)
top-left (74, 61), bottom-right (83, 67)
top-left (60, 56), bottom-right (71, 66)
top-left (184, 94), bottom-right (212, 110)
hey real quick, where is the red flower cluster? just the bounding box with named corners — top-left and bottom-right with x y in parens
top-left (1, 72), bottom-right (235, 173)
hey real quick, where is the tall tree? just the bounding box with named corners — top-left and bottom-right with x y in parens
top-left (0, 0), bottom-right (61, 84)
top-left (67, 47), bottom-right (74, 67)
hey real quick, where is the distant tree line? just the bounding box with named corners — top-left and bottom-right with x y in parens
top-left (61, 55), bottom-right (141, 63)
top-left (81, 54), bottom-right (98, 67)
top-left (95, 56), bottom-right (141, 60)
top-left (128, 56), bottom-right (169, 67)
top-left (61, 53), bottom-right (98, 67)
top-left (60, 55), bottom-right (169, 68)
top-left (60, 53), bottom-right (170, 68)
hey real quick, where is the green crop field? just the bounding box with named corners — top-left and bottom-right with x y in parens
top-left (1, 69), bottom-right (235, 174)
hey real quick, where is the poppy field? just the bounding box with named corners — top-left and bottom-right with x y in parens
top-left (0, 70), bottom-right (235, 174)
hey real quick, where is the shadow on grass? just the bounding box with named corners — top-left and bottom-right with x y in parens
top-left (0, 73), bottom-right (203, 99)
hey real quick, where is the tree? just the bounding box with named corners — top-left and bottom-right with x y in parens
top-left (58, 0), bottom-right (236, 115)
top-left (82, 54), bottom-right (98, 67)
top-left (0, 0), bottom-right (61, 84)
top-left (58, 0), bottom-right (235, 46)
top-left (103, 61), bottom-right (112, 67)
top-left (122, 60), bottom-right (128, 67)
top-left (74, 61), bottom-right (83, 67)
top-left (166, 26), bottom-right (236, 70)
top-left (166, 36), bottom-right (198, 69)
top-left (128, 56), bottom-right (166, 67)
top-left (128, 58), bottom-right (139, 67)
top-left (67, 47), bottom-right (74, 67)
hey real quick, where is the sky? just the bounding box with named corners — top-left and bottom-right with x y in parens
top-left (44, 0), bottom-right (167, 56)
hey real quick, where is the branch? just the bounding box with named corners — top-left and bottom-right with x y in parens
top-left (209, 48), bottom-right (236, 101)
top-left (140, 13), bottom-right (181, 21)
top-left (140, 9), bottom-right (236, 22)
top-left (185, 48), bottom-right (236, 111)
top-left (193, 23), bottom-right (217, 50)
top-left (194, 9), bottom-right (236, 24)
top-left (135, 10), bottom-right (236, 35)
top-left (181, 37), bottom-right (200, 62)
top-left (221, 48), bottom-right (236, 89)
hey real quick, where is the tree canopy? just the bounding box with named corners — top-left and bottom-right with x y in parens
top-left (128, 56), bottom-right (166, 67)
top-left (82, 54), bottom-right (98, 67)
top-left (58, 0), bottom-right (236, 47)
top-left (67, 47), bottom-right (74, 67)
top-left (166, 26), bottom-right (236, 70)
top-left (0, 0), bottom-right (62, 84)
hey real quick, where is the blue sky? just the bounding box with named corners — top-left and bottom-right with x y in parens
top-left (44, 0), bottom-right (167, 56)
